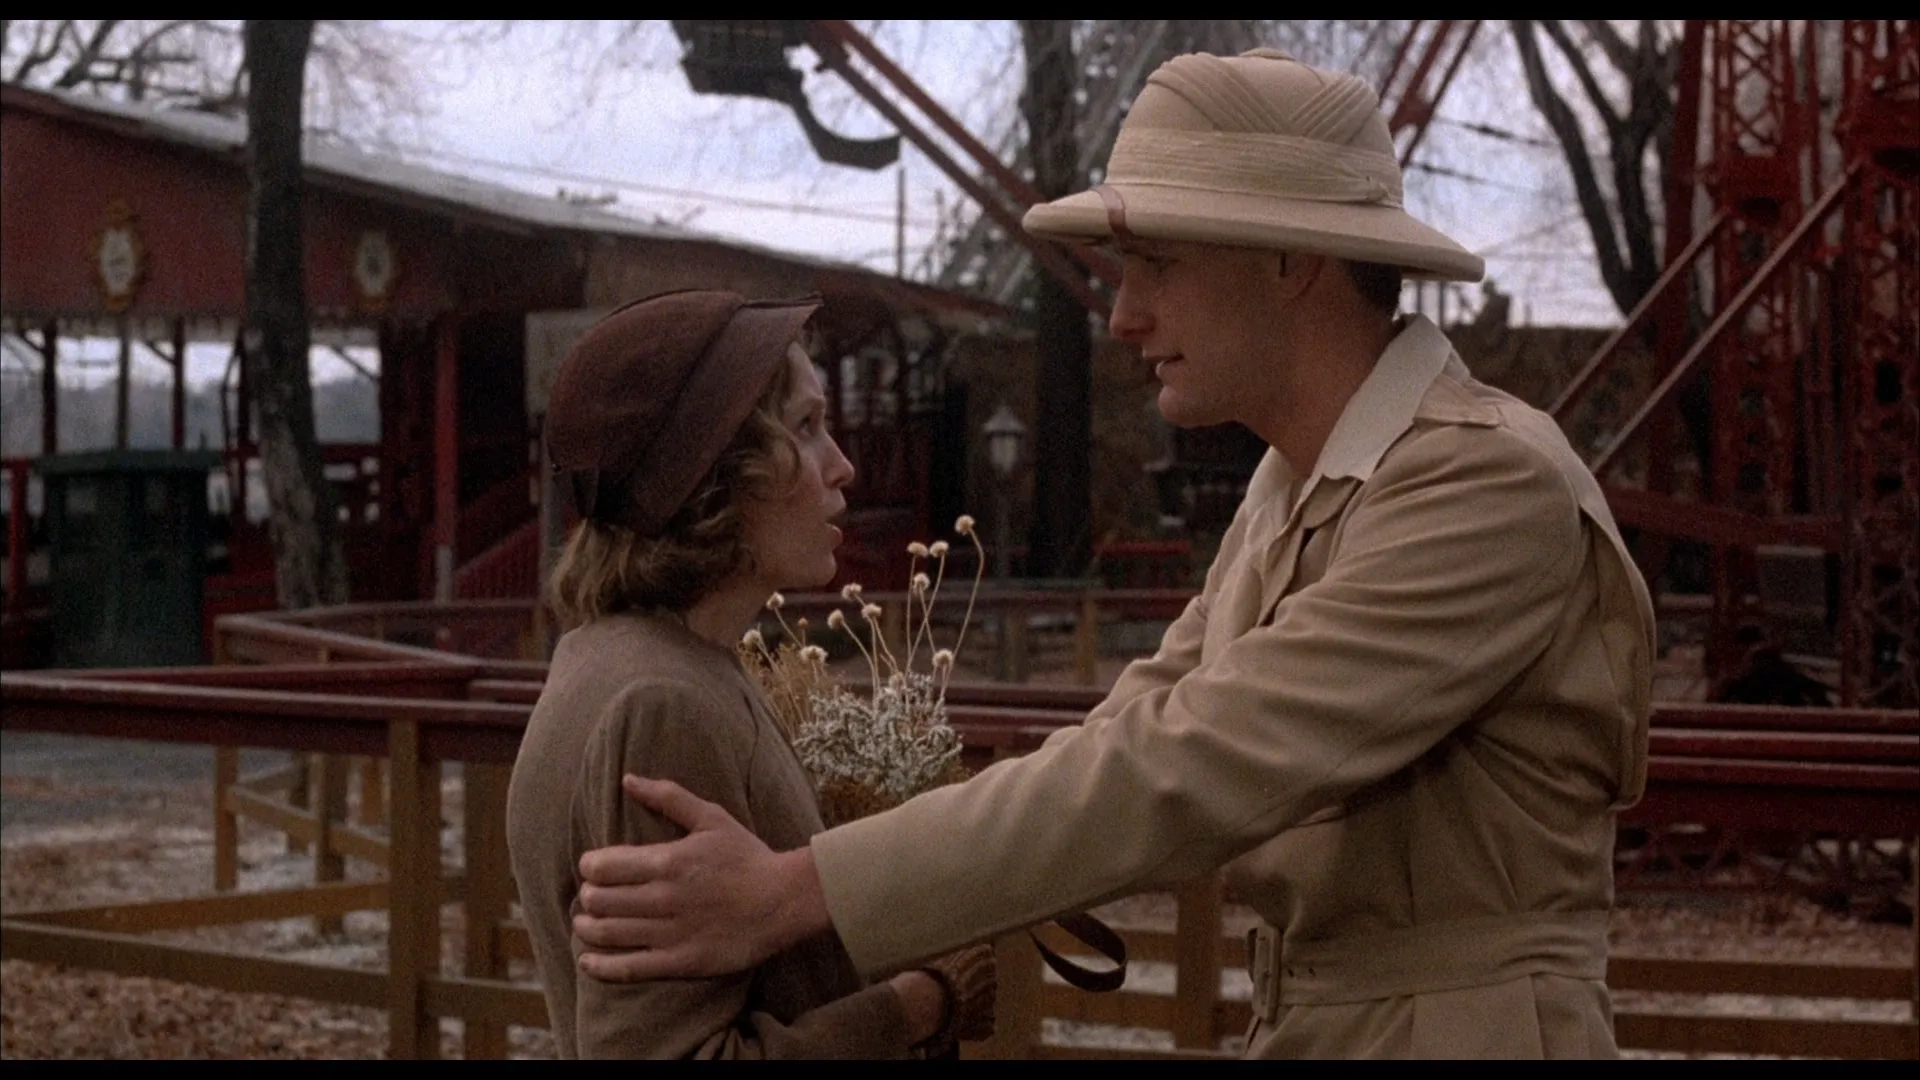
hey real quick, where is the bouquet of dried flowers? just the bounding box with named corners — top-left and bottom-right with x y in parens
top-left (743, 514), bottom-right (1131, 1011)
top-left (741, 515), bottom-right (987, 827)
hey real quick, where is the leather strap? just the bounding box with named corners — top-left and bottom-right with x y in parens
top-left (1030, 911), bottom-right (1128, 993)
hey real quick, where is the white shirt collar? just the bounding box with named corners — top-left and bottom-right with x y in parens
top-left (1311, 314), bottom-right (1456, 484)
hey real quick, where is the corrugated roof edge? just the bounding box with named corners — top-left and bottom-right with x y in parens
top-left (2, 82), bottom-right (1009, 321)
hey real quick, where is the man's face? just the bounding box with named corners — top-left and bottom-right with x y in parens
top-left (1107, 238), bottom-right (1287, 429)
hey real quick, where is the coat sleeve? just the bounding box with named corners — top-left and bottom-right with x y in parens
top-left (813, 423), bottom-right (1590, 975)
top-left (571, 679), bottom-right (912, 1059)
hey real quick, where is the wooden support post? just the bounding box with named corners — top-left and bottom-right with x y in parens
top-left (39, 321), bottom-right (58, 457)
top-left (213, 746), bottom-right (239, 891)
top-left (286, 754), bottom-right (312, 854)
top-left (1007, 611), bottom-right (1030, 683)
top-left (1173, 874), bottom-right (1225, 1049)
top-left (462, 763), bottom-right (513, 1060)
top-left (356, 756), bottom-right (386, 827)
top-left (1074, 592), bottom-right (1100, 686)
top-left (388, 720), bottom-right (442, 1060)
top-left (6, 461), bottom-right (26, 616)
top-left (170, 316), bottom-right (187, 450)
top-left (970, 929), bottom-right (1042, 1059)
top-left (433, 315), bottom-right (459, 606)
top-left (313, 754), bottom-right (349, 935)
top-left (114, 315), bottom-right (131, 451)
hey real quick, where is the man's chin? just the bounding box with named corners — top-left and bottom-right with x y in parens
top-left (1156, 392), bottom-right (1215, 429)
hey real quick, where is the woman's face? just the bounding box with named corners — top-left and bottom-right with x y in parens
top-left (740, 343), bottom-right (855, 591)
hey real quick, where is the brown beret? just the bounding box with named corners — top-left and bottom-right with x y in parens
top-left (545, 289), bottom-right (821, 534)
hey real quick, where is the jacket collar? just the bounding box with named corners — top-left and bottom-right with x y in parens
top-left (1245, 314), bottom-right (1461, 527)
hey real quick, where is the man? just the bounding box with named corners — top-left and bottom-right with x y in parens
top-left (570, 48), bottom-right (1656, 1059)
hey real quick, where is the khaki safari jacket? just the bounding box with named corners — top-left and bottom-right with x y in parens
top-left (813, 315), bottom-right (1656, 1058)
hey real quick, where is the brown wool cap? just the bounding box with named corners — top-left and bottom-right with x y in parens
top-left (544, 289), bottom-right (821, 535)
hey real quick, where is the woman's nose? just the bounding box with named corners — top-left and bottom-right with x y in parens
top-left (826, 439), bottom-right (855, 489)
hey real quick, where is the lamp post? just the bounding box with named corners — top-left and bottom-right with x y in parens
top-left (983, 403), bottom-right (1026, 580)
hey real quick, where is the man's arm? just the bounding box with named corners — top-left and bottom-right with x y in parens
top-left (579, 423), bottom-right (1587, 979)
top-left (813, 423), bottom-right (1588, 973)
top-left (569, 683), bottom-right (930, 1057)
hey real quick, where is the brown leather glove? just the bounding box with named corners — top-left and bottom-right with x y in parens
top-left (913, 942), bottom-right (997, 1056)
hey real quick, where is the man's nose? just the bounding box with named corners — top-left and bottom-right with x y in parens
top-left (1108, 277), bottom-right (1153, 341)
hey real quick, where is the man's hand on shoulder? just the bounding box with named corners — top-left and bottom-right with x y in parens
top-left (572, 776), bottom-right (833, 981)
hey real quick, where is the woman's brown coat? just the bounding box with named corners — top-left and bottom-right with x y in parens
top-left (507, 611), bottom-right (913, 1058)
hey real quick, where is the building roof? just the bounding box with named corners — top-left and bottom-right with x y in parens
top-left (0, 83), bottom-right (960, 290)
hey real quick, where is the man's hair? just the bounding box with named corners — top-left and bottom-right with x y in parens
top-left (548, 357), bottom-right (800, 628)
top-left (1346, 260), bottom-right (1405, 316)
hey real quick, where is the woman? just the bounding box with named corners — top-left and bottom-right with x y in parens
top-left (506, 290), bottom-right (992, 1059)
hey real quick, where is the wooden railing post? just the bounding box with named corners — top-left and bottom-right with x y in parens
top-left (313, 754), bottom-right (349, 935)
top-left (286, 754), bottom-right (313, 855)
top-left (1173, 874), bottom-right (1225, 1050)
top-left (462, 762), bottom-right (513, 1060)
top-left (1074, 591), bottom-right (1100, 686)
top-left (969, 929), bottom-right (1043, 1058)
top-left (356, 756), bottom-right (386, 827)
top-left (388, 720), bottom-right (442, 1060)
top-left (1005, 609), bottom-right (1030, 684)
top-left (213, 746), bottom-right (239, 891)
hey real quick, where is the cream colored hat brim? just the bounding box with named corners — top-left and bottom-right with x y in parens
top-left (1024, 184), bottom-right (1485, 283)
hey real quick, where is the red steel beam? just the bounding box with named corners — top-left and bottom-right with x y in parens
top-left (1379, 20), bottom-right (1424, 111)
top-left (805, 21), bottom-right (1122, 307)
top-left (1599, 483), bottom-right (1840, 551)
top-left (1550, 209), bottom-right (1730, 423)
top-left (1591, 162), bottom-right (1861, 477)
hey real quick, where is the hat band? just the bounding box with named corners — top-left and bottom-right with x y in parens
top-left (1104, 128), bottom-right (1403, 208)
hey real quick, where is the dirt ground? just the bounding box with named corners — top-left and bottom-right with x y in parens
top-left (3, 730), bottom-right (1912, 1060)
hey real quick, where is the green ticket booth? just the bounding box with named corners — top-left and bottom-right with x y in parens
top-left (35, 449), bottom-right (222, 668)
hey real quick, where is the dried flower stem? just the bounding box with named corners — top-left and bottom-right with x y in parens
top-left (913, 551), bottom-right (948, 674)
top-left (946, 526), bottom-right (988, 691)
top-left (903, 550), bottom-right (923, 672)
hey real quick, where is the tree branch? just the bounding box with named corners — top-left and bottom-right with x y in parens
top-left (1579, 20), bottom-right (1639, 79)
top-left (53, 19), bottom-right (122, 89)
top-left (1511, 19), bottom-right (1633, 311)
top-left (1539, 18), bottom-right (1622, 133)
top-left (8, 19), bottom-right (69, 84)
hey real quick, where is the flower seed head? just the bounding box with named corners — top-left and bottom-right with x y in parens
top-left (801, 645), bottom-right (827, 663)
top-left (911, 572), bottom-right (931, 594)
top-left (766, 592), bottom-right (784, 611)
top-left (907, 542), bottom-right (929, 557)
top-left (954, 514), bottom-right (976, 536)
top-left (742, 629), bottom-right (765, 649)
top-left (861, 603), bottom-right (882, 621)
top-left (933, 648), bottom-right (955, 670)
top-left (827, 610), bottom-right (847, 630)
top-left (929, 541), bottom-right (950, 558)
top-left (840, 583), bottom-right (864, 601)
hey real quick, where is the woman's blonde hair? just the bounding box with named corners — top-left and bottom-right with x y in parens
top-left (548, 355), bottom-right (800, 628)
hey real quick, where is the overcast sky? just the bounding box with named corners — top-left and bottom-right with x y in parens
top-left (399, 21), bottom-right (1617, 324)
top-left (24, 20), bottom-right (1620, 390)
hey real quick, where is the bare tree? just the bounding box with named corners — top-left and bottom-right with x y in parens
top-left (1018, 19), bottom-right (1094, 579)
top-left (1509, 20), bottom-right (1679, 316)
top-left (2, 19), bottom-right (434, 143)
top-left (243, 19), bottom-right (348, 610)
